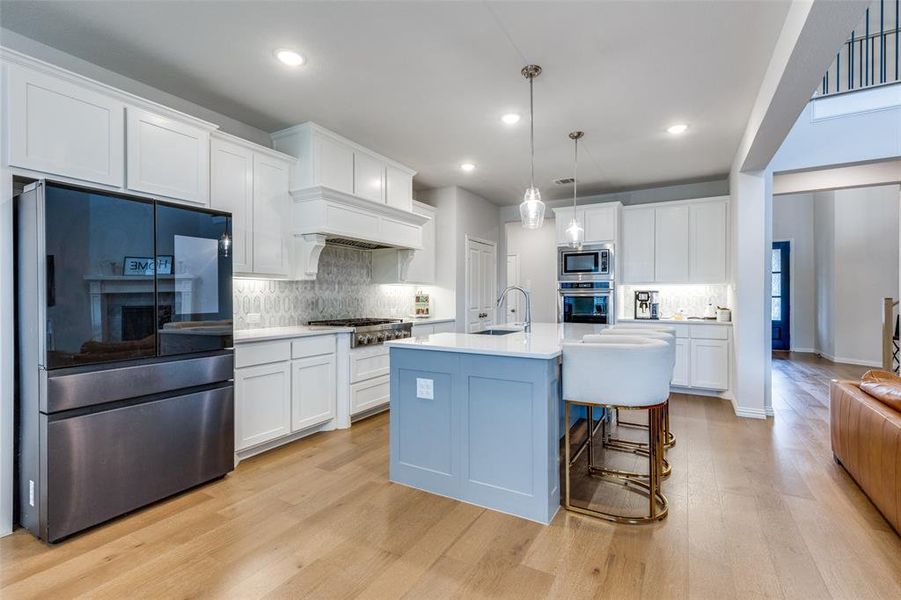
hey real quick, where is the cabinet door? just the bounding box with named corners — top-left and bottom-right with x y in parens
top-left (385, 165), bottom-right (413, 211)
top-left (235, 362), bottom-right (291, 450)
top-left (690, 201), bottom-right (727, 283)
top-left (583, 204), bottom-right (617, 243)
top-left (621, 208), bottom-right (655, 283)
top-left (690, 339), bottom-right (729, 390)
top-left (316, 134), bottom-right (354, 194)
top-left (672, 338), bottom-right (690, 387)
top-left (210, 138), bottom-right (253, 273)
top-left (6, 64), bottom-right (125, 186)
top-left (126, 107), bottom-right (210, 205)
top-left (354, 150), bottom-right (385, 203)
top-left (654, 205), bottom-right (690, 282)
top-left (291, 355), bottom-right (336, 431)
top-left (252, 153), bottom-right (291, 276)
top-left (405, 203), bottom-right (436, 283)
top-left (351, 375), bottom-right (390, 415)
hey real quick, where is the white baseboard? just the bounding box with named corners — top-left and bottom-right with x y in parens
top-left (789, 347), bottom-right (817, 354)
top-left (730, 397), bottom-right (768, 419)
top-left (817, 352), bottom-right (881, 368)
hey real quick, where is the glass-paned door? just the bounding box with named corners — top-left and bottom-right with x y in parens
top-left (772, 241), bottom-right (790, 350)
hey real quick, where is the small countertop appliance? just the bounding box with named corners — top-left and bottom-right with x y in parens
top-left (634, 290), bottom-right (659, 320)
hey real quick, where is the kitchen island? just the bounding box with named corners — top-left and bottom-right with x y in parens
top-left (384, 323), bottom-right (564, 524)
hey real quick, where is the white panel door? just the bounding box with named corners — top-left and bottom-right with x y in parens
top-left (291, 355), bottom-right (336, 431)
top-left (690, 339), bottom-right (729, 390)
top-left (621, 208), bottom-right (655, 283)
top-left (654, 205), bottom-right (690, 282)
top-left (481, 244), bottom-right (497, 327)
top-left (252, 153), bottom-right (291, 276)
top-left (126, 107), bottom-right (209, 205)
top-left (6, 64), bottom-right (125, 186)
top-left (235, 362), bottom-right (291, 450)
top-left (354, 151), bottom-right (385, 203)
top-left (672, 338), bottom-right (690, 387)
top-left (690, 201), bottom-right (728, 283)
top-left (583, 204), bottom-right (617, 243)
top-left (210, 138), bottom-right (253, 273)
top-left (385, 165), bottom-right (413, 211)
top-left (467, 243), bottom-right (483, 332)
top-left (316, 134), bottom-right (354, 193)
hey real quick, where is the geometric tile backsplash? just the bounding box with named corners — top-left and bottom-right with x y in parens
top-left (233, 245), bottom-right (419, 329)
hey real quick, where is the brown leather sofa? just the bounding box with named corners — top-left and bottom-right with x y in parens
top-left (830, 379), bottom-right (900, 534)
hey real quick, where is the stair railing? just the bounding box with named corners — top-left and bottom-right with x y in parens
top-left (883, 297), bottom-right (900, 374)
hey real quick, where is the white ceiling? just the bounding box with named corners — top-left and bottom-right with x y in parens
top-left (0, 1), bottom-right (792, 204)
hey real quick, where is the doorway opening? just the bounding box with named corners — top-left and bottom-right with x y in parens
top-left (771, 241), bottom-right (791, 351)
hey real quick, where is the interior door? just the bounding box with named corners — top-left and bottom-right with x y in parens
top-left (771, 241), bottom-right (791, 350)
top-left (466, 239), bottom-right (497, 332)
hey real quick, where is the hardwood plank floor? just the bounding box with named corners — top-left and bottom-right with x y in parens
top-left (2, 353), bottom-right (899, 599)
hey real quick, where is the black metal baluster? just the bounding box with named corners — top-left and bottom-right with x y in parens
top-left (880, 0), bottom-right (885, 83)
top-left (850, 32), bottom-right (855, 89)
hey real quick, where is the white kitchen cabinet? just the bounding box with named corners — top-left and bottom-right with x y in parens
top-left (351, 375), bottom-right (390, 415)
top-left (654, 205), bottom-right (690, 282)
top-left (235, 361), bottom-right (291, 451)
top-left (126, 106), bottom-right (211, 205)
top-left (690, 201), bottom-right (728, 283)
top-left (385, 165), bottom-right (414, 211)
top-left (291, 354), bottom-right (337, 431)
top-left (5, 63), bottom-right (125, 187)
top-left (251, 153), bottom-right (291, 277)
top-left (690, 339), bottom-right (729, 390)
top-left (316, 134), bottom-right (355, 194)
top-left (354, 150), bottom-right (385, 203)
top-left (553, 203), bottom-right (619, 246)
top-left (210, 137), bottom-right (254, 273)
top-left (621, 207), bottom-right (656, 283)
top-left (672, 338), bottom-right (690, 387)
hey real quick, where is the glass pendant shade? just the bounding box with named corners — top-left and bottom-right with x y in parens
top-left (218, 231), bottom-right (232, 258)
top-left (566, 218), bottom-right (584, 247)
top-left (520, 186), bottom-right (545, 229)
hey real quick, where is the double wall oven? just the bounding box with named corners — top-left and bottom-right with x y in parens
top-left (16, 180), bottom-right (235, 542)
top-left (558, 243), bottom-right (615, 326)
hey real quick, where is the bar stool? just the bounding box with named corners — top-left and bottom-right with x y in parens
top-left (562, 336), bottom-right (671, 523)
top-left (592, 328), bottom-right (677, 448)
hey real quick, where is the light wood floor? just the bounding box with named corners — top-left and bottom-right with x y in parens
top-left (2, 353), bottom-right (899, 599)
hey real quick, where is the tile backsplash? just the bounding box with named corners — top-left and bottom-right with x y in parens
top-left (233, 245), bottom-right (426, 329)
top-left (619, 284), bottom-right (729, 320)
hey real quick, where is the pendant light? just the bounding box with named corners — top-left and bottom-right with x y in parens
top-left (519, 64), bottom-right (545, 229)
top-left (565, 131), bottom-right (584, 248)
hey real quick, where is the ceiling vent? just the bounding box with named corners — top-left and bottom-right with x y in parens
top-left (553, 177), bottom-right (575, 185)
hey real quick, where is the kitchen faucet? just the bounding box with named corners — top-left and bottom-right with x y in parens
top-left (497, 285), bottom-right (532, 333)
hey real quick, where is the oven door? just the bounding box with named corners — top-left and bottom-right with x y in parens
top-left (558, 245), bottom-right (612, 282)
top-left (560, 291), bottom-right (612, 324)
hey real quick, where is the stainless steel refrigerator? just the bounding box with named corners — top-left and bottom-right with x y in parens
top-left (16, 180), bottom-right (235, 542)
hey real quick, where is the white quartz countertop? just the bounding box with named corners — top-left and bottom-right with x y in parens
top-left (385, 323), bottom-right (564, 359)
top-left (616, 317), bottom-right (733, 327)
top-left (406, 316), bottom-right (456, 325)
top-left (234, 325), bottom-right (353, 343)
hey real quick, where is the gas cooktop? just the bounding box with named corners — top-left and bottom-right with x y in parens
top-left (307, 318), bottom-right (412, 347)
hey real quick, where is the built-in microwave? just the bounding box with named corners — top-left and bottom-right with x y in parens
top-left (558, 243), bottom-right (613, 282)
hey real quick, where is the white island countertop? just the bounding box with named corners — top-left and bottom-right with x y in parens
top-left (385, 322), bottom-right (564, 359)
top-left (234, 325), bottom-right (353, 343)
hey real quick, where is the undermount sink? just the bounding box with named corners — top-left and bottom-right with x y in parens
top-left (473, 329), bottom-right (519, 336)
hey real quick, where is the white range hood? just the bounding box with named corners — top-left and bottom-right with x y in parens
top-left (290, 185), bottom-right (428, 280)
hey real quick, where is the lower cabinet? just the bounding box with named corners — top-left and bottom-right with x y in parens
top-left (349, 344), bottom-right (392, 417)
top-left (291, 355), bottom-right (336, 431)
top-left (672, 338), bottom-right (690, 387)
top-left (235, 361), bottom-right (291, 450)
top-left (351, 376), bottom-right (390, 415)
top-left (689, 339), bottom-right (730, 390)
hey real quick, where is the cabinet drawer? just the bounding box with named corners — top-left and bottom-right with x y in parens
top-left (350, 345), bottom-right (390, 383)
top-left (351, 375), bottom-right (390, 415)
top-left (235, 340), bottom-right (291, 368)
top-left (291, 335), bottom-right (336, 359)
top-left (689, 324), bottom-right (729, 340)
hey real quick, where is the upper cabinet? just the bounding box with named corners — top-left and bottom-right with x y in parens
top-left (621, 197), bottom-right (729, 284)
top-left (5, 63), bottom-right (125, 187)
top-left (210, 132), bottom-right (294, 278)
top-left (553, 203), bottom-right (620, 246)
top-left (271, 122), bottom-right (416, 210)
top-left (126, 107), bottom-right (212, 205)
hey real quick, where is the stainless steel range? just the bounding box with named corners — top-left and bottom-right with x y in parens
top-left (308, 318), bottom-right (412, 347)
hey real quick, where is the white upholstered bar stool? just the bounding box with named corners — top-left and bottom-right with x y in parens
top-left (562, 336), bottom-right (671, 523)
top-left (591, 328), bottom-right (677, 448)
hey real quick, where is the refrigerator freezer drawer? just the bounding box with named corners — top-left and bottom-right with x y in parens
top-left (42, 384), bottom-right (234, 542)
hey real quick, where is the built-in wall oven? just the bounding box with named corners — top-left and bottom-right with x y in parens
top-left (559, 281), bottom-right (614, 325)
top-left (558, 243), bottom-right (613, 282)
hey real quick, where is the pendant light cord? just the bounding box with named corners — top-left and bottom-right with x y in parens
top-left (572, 136), bottom-right (578, 211)
top-left (529, 74), bottom-right (535, 190)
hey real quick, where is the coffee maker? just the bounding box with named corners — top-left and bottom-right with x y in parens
top-left (634, 290), bottom-right (659, 320)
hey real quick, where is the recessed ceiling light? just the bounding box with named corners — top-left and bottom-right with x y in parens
top-left (667, 123), bottom-right (689, 135)
top-left (460, 163), bottom-right (476, 172)
top-left (275, 49), bottom-right (305, 67)
top-left (501, 113), bottom-right (521, 125)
